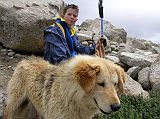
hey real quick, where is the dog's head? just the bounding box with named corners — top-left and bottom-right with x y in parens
top-left (74, 56), bottom-right (126, 114)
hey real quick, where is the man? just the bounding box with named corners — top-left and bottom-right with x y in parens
top-left (44, 4), bottom-right (105, 64)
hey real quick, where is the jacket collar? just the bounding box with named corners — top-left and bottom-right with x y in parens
top-left (53, 16), bottom-right (76, 37)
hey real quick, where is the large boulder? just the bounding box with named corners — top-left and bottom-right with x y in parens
top-left (119, 52), bottom-right (158, 67)
top-left (80, 18), bottom-right (127, 43)
top-left (124, 75), bottom-right (149, 98)
top-left (0, 0), bottom-right (65, 53)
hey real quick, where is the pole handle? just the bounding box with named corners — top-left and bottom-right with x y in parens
top-left (98, 0), bottom-right (103, 18)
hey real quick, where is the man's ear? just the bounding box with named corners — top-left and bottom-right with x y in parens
top-left (116, 67), bottom-right (126, 94)
top-left (75, 63), bottom-right (100, 93)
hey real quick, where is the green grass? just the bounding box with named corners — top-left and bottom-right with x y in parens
top-left (93, 91), bottom-right (160, 119)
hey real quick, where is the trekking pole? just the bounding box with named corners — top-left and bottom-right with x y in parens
top-left (98, 0), bottom-right (107, 48)
top-left (98, 0), bottom-right (104, 38)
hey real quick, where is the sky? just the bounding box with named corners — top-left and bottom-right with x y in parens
top-left (64, 0), bottom-right (160, 44)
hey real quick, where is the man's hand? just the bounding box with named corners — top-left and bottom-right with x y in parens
top-left (95, 38), bottom-right (105, 58)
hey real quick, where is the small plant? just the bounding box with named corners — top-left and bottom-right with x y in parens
top-left (93, 91), bottom-right (160, 119)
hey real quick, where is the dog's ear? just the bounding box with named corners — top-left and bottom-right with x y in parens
top-left (75, 63), bottom-right (100, 93)
top-left (116, 67), bottom-right (126, 94)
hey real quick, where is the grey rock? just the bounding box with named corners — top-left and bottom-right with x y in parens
top-left (127, 66), bottom-right (141, 81)
top-left (0, 0), bottom-right (65, 53)
top-left (80, 18), bottom-right (127, 43)
top-left (124, 75), bottom-right (149, 98)
top-left (138, 67), bottom-right (151, 90)
top-left (119, 52), bottom-right (158, 67)
top-left (149, 61), bottom-right (160, 91)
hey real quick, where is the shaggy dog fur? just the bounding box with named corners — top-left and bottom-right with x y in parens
top-left (4, 55), bottom-right (126, 119)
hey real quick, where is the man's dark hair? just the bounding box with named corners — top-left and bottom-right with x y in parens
top-left (62, 4), bottom-right (79, 15)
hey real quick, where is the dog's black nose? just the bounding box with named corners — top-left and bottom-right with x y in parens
top-left (111, 103), bottom-right (121, 111)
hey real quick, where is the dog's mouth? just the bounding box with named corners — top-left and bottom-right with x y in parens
top-left (93, 98), bottom-right (111, 115)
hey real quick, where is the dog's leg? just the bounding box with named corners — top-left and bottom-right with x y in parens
top-left (4, 96), bottom-right (27, 119)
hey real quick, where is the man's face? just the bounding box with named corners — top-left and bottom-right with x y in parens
top-left (63, 8), bottom-right (78, 26)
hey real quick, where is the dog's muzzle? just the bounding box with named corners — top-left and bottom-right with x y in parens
top-left (93, 98), bottom-right (121, 114)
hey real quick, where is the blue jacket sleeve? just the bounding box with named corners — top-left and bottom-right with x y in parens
top-left (74, 36), bottom-right (96, 55)
top-left (43, 33), bottom-right (68, 64)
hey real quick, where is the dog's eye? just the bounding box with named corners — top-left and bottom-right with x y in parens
top-left (114, 83), bottom-right (117, 87)
top-left (97, 82), bottom-right (105, 87)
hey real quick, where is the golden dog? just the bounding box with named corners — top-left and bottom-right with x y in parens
top-left (4, 55), bottom-right (126, 119)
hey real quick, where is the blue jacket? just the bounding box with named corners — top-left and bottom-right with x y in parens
top-left (43, 24), bottom-right (96, 64)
